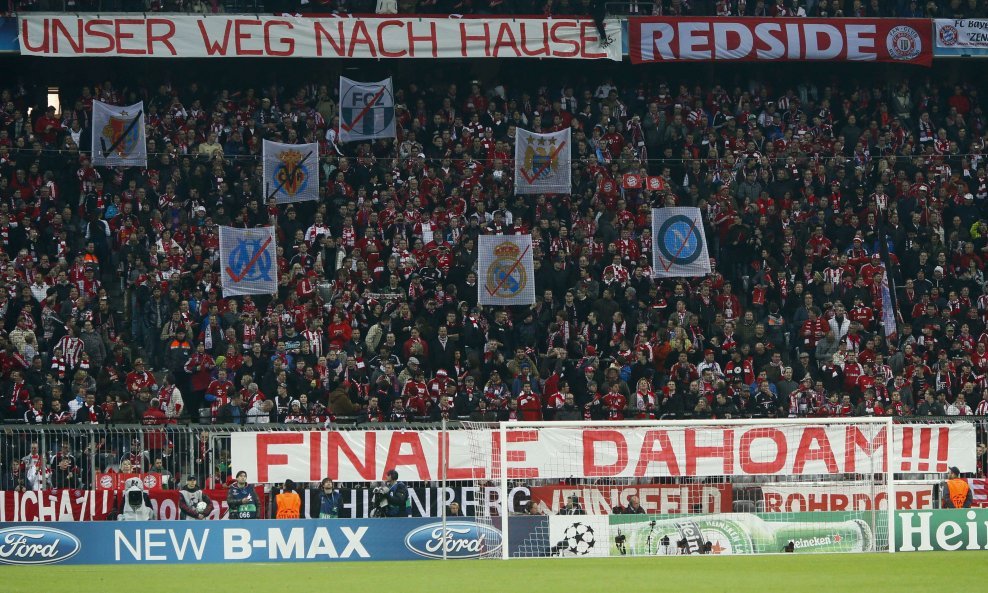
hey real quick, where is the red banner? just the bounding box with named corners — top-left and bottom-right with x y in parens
top-left (0, 487), bottom-right (265, 521)
top-left (529, 483), bottom-right (731, 515)
top-left (760, 481), bottom-right (936, 512)
top-left (0, 489), bottom-right (117, 522)
top-left (95, 472), bottom-right (166, 490)
top-left (629, 17), bottom-right (932, 66)
top-left (622, 174), bottom-right (642, 189)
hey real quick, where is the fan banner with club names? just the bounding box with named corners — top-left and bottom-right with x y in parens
top-left (339, 77), bottom-right (396, 143)
top-left (262, 140), bottom-right (319, 203)
top-left (92, 100), bottom-right (146, 167)
top-left (219, 226), bottom-right (278, 297)
top-left (514, 128), bottom-right (571, 195)
top-left (651, 207), bottom-right (711, 278)
top-left (478, 234), bottom-right (535, 306)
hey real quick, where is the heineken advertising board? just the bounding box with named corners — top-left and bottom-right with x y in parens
top-left (896, 509), bottom-right (988, 552)
top-left (547, 512), bottom-right (881, 556)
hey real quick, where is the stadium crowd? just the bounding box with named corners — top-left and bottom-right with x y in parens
top-left (5, 0), bottom-right (985, 18)
top-left (0, 55), bottom-right (985, 491)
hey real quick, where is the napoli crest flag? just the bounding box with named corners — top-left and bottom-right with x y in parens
top-left (262, 140), bottom-right (319, 204)
top-left (478, 235), bottom-right (535, 306)
top-left (651, 207), bottom-right (712, 278)
top-left (92, 100), bottom-right (146, 167)
top-left (514, 128), bottom-right (570, 195)
top-left (339, 77), bottom-right (396, 143)
top-left (219, 226), bottom-right (278, 297)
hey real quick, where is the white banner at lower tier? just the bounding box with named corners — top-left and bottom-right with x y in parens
top-left (231, 423), bottom-right (976, 484)
top-left (17, 15), bottom-right (622, 60)
top-left (935, 19), bottom-right (988, 56)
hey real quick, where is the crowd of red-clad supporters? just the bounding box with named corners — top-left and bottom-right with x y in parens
top-left (6, 0), bottom-right (986, 18)
top-left (0, 61), bottom-right (986, 438)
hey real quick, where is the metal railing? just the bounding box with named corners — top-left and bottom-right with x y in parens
top-left (1, 421), bottom-right (461, 492)
top-left (604, 1), bottom-right (655, 15)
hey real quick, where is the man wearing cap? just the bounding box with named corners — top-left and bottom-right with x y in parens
top-left (179, 475), bottom-right (212, 520)
top-left (696, 349), bottom-right (723, 379)
top-left (941, 466), bottom-right (972, 509)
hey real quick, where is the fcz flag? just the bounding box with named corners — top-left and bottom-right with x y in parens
top-left (262, 140), bottom-right (319, 204)
top-left (339, 77), bottom-right (396, 143)
top-left (92, 100), bottom-right (147, 167)
top-left (219, 226), bottom-right (278, 297)
top-left (651, 207), bottom-right (712, 278)
top-left (514, 128), bottom-right (571, 195)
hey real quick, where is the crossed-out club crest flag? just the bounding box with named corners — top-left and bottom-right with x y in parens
top-left (478, 234), bottom-right (535, 306)
top-left (514, 128), bottom-right (571, 195)
top-left (651, 207), bottom-right (712, 278)
top-left (92, 100), bottom-right (146, 167)
top-left (219, 226), bottom-right (278, 297)
top-left (339, 77), bottom-right (396, 143)
top-left (262, 140), bottom-right (319, 204)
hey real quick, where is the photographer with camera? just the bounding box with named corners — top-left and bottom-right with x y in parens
top-left (559, 495), bottom-right (586, 515)
top-left (371, 469), bottom-right (409, 517)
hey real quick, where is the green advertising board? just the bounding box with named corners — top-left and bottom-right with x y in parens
top-left (896, 509), bottom-right (988, 552)
top-left (608, 512), bottom-right (879, 555)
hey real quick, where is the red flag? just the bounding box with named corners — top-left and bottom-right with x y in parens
top-left (622, 174), bottom-right (642, 189)
top-left (647, 176), bottom-right (666, 191)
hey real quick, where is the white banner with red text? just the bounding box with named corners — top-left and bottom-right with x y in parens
top-left (629, 17), bottom-right (932, 66)
top-left (230, 423), bottom-right (976, 484)
top-left (17, 15), bottom-right (622, 60)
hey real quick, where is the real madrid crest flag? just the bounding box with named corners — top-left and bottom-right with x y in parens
top-left (219, 226), bottom-right (278, 297)
top-left (478, 235), bottom-right (535, 306)
top-left (514, 128), bottom-right (571, 195)
top-left (262, 140), bottom-right (319, 204)
top-left (92, 100), bottom-right (147, 167)
top-left (339, 77), bottom-right (396, 143)
top-left (651, 207), bottom-right (712, 278)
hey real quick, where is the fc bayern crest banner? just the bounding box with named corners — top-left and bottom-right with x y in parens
top-left (92, 100), bottom-right (146, 167)
top-left (651, 207), bottom-right (711, 278)
top-left (478, 235), bottom-right (535, 306)
top-left (514, 128), bottom-right (571, 195)
top-left (934, 19), bottom-right (988, 57)
top-left (219, 226), bottom-right (278, 297)
top-left (262, 140), bottom-right (319, 204)
top-left (339, 77), bottom-right (395, 143)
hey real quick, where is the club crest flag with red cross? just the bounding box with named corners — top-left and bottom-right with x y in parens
top-left (339, 77), bottom-right (396, 143)
top-left (92, 100), bottom-right (147, 167)
top-left (479, 234), bottom-right (535, 306)
top-left (651, 207), bottom-right (712, 278)
top-left (219, 226), bottom-right (278, 297)
top-left (514, 128), bottom-right (571, 195)
top-left (262, 140), bottom-right (319, 204)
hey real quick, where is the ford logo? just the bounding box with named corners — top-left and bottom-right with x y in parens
top-left (404, 522), bottom-right (502, 559)
top-left (0, 527), bottom-right (81, 565)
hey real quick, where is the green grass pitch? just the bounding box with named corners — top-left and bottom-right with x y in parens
top-left (4, 553), bottom-right (987, 593)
